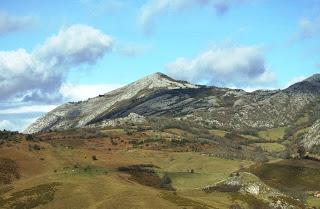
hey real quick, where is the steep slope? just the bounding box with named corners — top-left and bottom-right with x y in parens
top-left (25, 73), bottom-right (320, 133)
top-left (24, 73), bottom-right (199, 133)
top-left (302, 120), bottom-right (320, 153)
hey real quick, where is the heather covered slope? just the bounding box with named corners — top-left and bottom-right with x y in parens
top-left (25, 73), bottom-right (320, 133)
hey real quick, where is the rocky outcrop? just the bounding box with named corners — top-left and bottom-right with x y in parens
top-left (202, 172), bottom-right (280, 196)
top-left (87, 113), bottom-right (147, 128)
top-left (202, 172), bottom-right (304, 209)
top-left (25, 73), bottom-right (320, 133)
top-left (302, 120), bottom-right (320, 152)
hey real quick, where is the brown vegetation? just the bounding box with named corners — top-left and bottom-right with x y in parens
top-left (0, 158), bottom-right (20, 185)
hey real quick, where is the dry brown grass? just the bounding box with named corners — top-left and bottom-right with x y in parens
top-left (0, 158), bottom-right (20, 185)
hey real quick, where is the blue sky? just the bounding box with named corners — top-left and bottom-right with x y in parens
top-left (0, 0), bottom-right (319, 131)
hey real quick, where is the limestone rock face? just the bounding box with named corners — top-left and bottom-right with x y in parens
top-left (302, 120), bottom-right (320, 152)
top-left (87, 113), bottom-right (147, 128)
top-left (25, 73), bottom-right (320, 133)
top-left (24, 73), bottom-right (199, 133)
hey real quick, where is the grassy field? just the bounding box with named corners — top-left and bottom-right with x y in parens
top-left (0, 132), bottom-right (252, 209)
top-left (255, 143), bottom-right (286, 153)
top-left (209, 129), bottom-right (228, 138)
top-left (0, 128), bottom-right (318, 209)
top-left (257, 127), bottom-right (287, 141)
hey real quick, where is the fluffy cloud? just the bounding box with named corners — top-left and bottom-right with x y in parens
top-left (166, 45), bottom-right (276, 88)
top-left (0, 105), bottom-right (57, 114)
top-left (0, 24), bottom-right (113, 102)
top-left (139, 0), bottom-right (248, 31)
top-left (0, 120), bottom-right (15, 130)
top-left (35, 25), bottom-right (113, 66)
top-left (291, 16), bottom-right (320, 43)
top-left (60, 83), bottom-right (123, 101)
top-left (0, 103), bottom-right (57, 131)
top-left (0, 11), bottom-right (35, 36)
top-left (0, 118), bottom-right (38, 131)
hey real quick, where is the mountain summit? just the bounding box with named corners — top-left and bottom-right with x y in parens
top-left (25, 72), bottom-right (320, 134)
top-left (128, 72), bottom-right (199, 90)
top-left (24, 73), bottom-right (198, 133)
top-left (303, 74), bottom-right (320, 83)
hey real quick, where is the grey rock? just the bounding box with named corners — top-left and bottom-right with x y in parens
top-left (25, 72), bottom-right (320, 133)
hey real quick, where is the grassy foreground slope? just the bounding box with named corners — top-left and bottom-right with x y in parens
top-left (0, 129), bottom-right (252, 209)
top-left (0, 126), bottom-right (319, 209)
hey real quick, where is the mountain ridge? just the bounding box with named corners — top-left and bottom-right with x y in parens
top-left (25, 72), bottom-right (320, 134)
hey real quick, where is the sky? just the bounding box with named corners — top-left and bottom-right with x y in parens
top-left (0, 0), bottom-right (319, 131)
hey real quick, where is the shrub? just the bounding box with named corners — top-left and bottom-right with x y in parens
top-left (229, 203), bottom-right (242, 209)
top-left (160, 173), bottom-right (172, 189)
top-left (25, 134), bottom-right (34, 141)
top-left (297, 145), bottom-right (306, 159)
top-left (92, 155), bottom-right (98, 161)
top-left (28, 144), bottom-right (42, 151)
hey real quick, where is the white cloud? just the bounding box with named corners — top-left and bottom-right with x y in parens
top-left (291, 16), bottom-right (320, 43)
top-left (35, 24), bottom-right (113, 66)
top-left (166, 45), bottom-right (276, 88)
top-left (0, 120), bottom-right (15, 130)
top-left (0, 118), bottom-right (38, 132)
top-left (0, 24), bottom-right (113, 102)
top-left (0, 11), bottom-right (35, 36)
top-left (0, 105), bottom-right (57, 114)
top-left (60, 83), bottom-right (123, 101)
top-left (139, 0), bottom-right (249, 31)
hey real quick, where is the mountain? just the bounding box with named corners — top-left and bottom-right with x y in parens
top-left (24, 73), bottom-right (199, 133)
top-left (25, 73), bottom-right (320, 134)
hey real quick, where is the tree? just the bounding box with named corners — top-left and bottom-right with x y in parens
top-left (160, 173), bottom-right (172, 188)
top-left (297, 145), bottom-right (306, 159)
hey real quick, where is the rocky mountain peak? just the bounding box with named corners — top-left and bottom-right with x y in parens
top-left (303, 74), bottom-right (320, 83)
top-left (285, 73), bottom-right (320, 93)
top-left (129, 72), bottom-right (199, 90)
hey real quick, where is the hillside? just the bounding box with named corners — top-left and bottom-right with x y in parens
top-left (25, 73), bottom-right (320, 133)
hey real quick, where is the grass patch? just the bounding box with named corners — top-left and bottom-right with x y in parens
top-left (247, 160), bottom-right (320, 199)
top-left (0, 182), bottom-right (61, 209)
top-left (118, 151), bottom-right (251, 190)
top-left (118, 164), bottom-right (174, 190)
top-left (258, 127), bottom-right (286, 141)
top-left (295, 114), bottom-right (309, 126)
top-left (209, 129), bottom-right (228, 137)
top-left (240, 134), bottom-right (261, 141)
top-left (307, 196), bottom-right (320, 208)
top-left (255, 143), bottom-right (286, 153)
top-left (63, 164), bottom-right (109, 176)
top-left (160, 192), bottom-right (217, 209)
